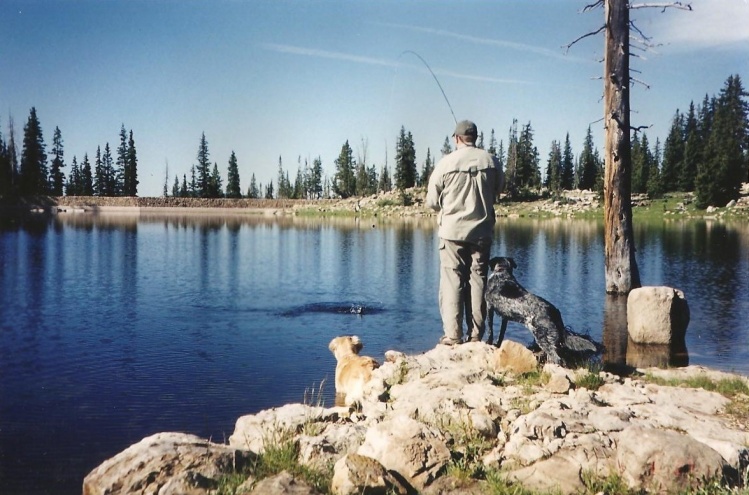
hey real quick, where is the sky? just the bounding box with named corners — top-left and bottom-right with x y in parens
top-left (1, 0), bottom-right (747, 197)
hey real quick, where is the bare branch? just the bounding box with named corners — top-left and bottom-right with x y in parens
top-left (629, 2), bottom-right (692, 12)
top-left (631, 77), bottom-right (651, 90)
top-left (631, 124), bottom-right (653, 137)
top-left (581, 1), bottom-right (604, 13)
top-left (563, 25), bottom-right (606, 52)
top-left (629, 21), bottom-right (652, 43)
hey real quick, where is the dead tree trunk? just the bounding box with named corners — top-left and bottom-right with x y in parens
top-left (603, 0), bottom-right (641, 294)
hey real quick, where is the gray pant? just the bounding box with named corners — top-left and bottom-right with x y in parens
top-left (438, 238), bottom-right (491, 341)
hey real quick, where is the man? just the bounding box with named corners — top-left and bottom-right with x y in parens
top-left (426, 120), bottom-right (504, 345)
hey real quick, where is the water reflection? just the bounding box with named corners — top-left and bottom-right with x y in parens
top-left (1, 211), bottom-right (748, 494)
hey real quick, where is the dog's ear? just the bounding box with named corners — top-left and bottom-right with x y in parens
top-left (509, 258), bottom-right (517, 269)
top-left (328, 337), bottom-right (338, 352)
top-left (349, 335), bottom-right (363, 354)
top-left (489, 257), bottom-right (501, 271)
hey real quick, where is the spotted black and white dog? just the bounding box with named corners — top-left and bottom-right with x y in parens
top-left (483, 256), bottom-right (599, 366)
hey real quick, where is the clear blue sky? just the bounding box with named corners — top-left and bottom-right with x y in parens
top-left (1, 0), bottom-right (747, 197)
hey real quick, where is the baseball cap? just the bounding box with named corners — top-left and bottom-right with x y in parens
top-left (453, 120), bottom-right (478, 137)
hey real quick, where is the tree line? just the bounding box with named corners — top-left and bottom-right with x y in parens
top-left (2, 74), bottom-right (746, 208)
top-left (0, 107), bottom-right (139, 198)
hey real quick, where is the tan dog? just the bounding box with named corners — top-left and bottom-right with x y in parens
top-left (328, 335), bottom-right (379, 405)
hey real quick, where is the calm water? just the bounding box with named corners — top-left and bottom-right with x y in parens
top-left (1, 212), bottom-right (748, 494)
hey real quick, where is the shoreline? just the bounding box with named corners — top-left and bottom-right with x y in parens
top-left (83, 341), bottom-right (749, 495)
top-left (2, 185), bottom-right (749, 221)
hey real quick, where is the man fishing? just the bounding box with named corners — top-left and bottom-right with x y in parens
top-left (426, 120), bottom-right (504, 346)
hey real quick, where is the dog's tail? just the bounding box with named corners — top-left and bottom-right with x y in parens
top-left (563, 329), bottom-right (600, 353)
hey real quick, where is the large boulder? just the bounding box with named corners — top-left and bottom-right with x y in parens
top-left (616, 426), bottom-right (727, 492)
top-left (627, 286), bottom-right (690, 344)
top-left (357, 416), bottom-right (450, 490)
top-left (82, 432), bottom-right (253, 495)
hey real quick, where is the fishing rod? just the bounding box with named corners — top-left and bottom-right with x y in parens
top-left (400, 50), bottom-right (458, 125)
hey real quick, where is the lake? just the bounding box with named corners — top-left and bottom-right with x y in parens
top-left (1, 211), bottom-right (747, 494)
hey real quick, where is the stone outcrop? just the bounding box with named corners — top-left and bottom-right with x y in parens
top-left (627, 286), bottom-right (690, 344)
top-left (84, 342), bottom-right (749, 495)
top-left (82, 432), bottom-right (253, 495)
top-left (331, 454), bottom-right (409, 495)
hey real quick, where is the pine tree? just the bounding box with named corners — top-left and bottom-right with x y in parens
top-left (66, 156), bottom-right (79, 196)
top-left (208, 162), bottom-right (223, 198)
top-left (378, 165), bottom-right (392, 192)
top-left (195, 133), bottom-right (210, 197)
top-left (440, 136), bottom-right (452, 156)
top-left (115, 125), bottom-right (128, 196)
top-left (1, 131), bottom-right (13, 196)
top-left (277, 156), bottom-right (291, 198)
top-left (189, 165), bottom-right (198, 197)
top-left (81, 153), bottom-right (93, 195)
top-left (487, 129), bottom-right (498, 158)
top-left (631, 133), bottom-right (653, 194)
top-left (163, 161), bottom-right (169, 198)
top-left (125, 130), bottom-right (138, 196)
top-left (49, 126), bottom-right (65, 196)
top-left (265, 180), bottom-right (274, 199)
top-left (367, 164), bottom-right (378, 194)
top-left (19, 107), bottom-right (48, 195)
top-left (248, 173), bottom-right (259, 199)
top-left (355, 161), bottom-right (369, 196)
top-left (310, 157), bottom-right (323, 199)
top-left (505, 120), bottom-right (519, 198)
top-left (646, 138), bottom-right (664, 198)
top-left (226, 151), bottom-right (241, 198)
top-left (1, 117), bottom-right (19, 195)
top-left (420, 148), bottom-right (433, 186)
top-left (333, 140), bottom-right (356, 198)
top-left (181, 174), bottom-right (188, 197)
top-left (293, 167), bottom-right (304, 199)
top-left (661, 110), bottom-right (684, 192)
top-left (477, 131), bottom-right (484, 149)
top-left (394, 126), bottom-right (416, 190)
top-left (94, 146), bottom-right (104, 196)
top-left (696, 74), bottom-right (748, 208)
top-left (515, 122), bottom-right (540, 190)
top-left (102, 143), bottom-right (115, 196)
top-left (678, 102), bottom-right (699, 192)
top-left (561, 133), bottom-right (575, 190)
top-left (545, 140), bottom-right (562, 193)
top-left (578, 127), bottom-right (600, 191)
top-left (172, 175), bottom-right (180, 197)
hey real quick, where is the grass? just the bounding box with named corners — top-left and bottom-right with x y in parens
top-left (215, 426), bottom-right (333, 495)
top-left (642, 374), bottom-right (749, 397)
top-left (575, 363), bottom-right (606, 391)
top-left (642, 373), bottom-right (749, 427)
top-left (301, 380), bottom-right (327, 436)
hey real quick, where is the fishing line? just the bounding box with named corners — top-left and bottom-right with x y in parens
top-left (399, 50), bottom-right (458, 125)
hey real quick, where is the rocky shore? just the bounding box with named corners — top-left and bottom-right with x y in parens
top-left (4, 182), bottom-right (749, 220)
top-left (83, 340), bottom-right (749, 495)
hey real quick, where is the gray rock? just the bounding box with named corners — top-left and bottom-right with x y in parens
top-left (627, 286), bottom-right (690, 344)
top-left (229, 403), bottom-right (327, 452)
top-left (82, 432), bottom-right (253, 495)
top-left (298, 423), bottom-right (367, 469)
top-left (249, 470), bottom-right (319, 495)
top-left (616, 426), bottom-right (727, 492)
top-left (331, 453), bottom-right (409, 495)
top-left (357, 416), bottom-right (450, 490)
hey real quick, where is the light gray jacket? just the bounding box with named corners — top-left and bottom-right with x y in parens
top-left (426, 144), bottom-right (504, 243)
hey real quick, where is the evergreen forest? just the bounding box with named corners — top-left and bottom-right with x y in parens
top-left (1, 74), bottom-right (747, 210)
